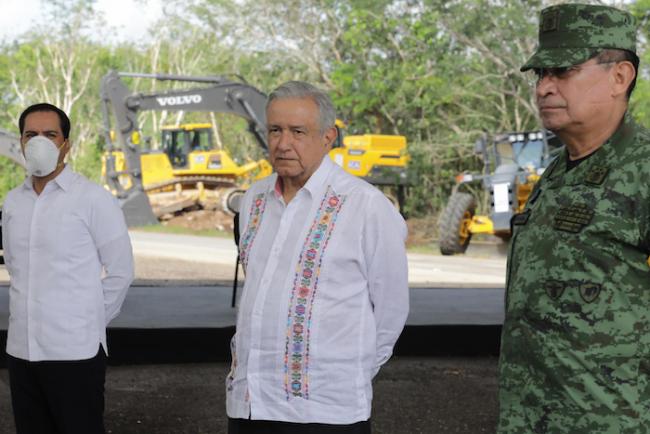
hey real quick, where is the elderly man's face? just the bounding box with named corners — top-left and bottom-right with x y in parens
top-left (535, 58), bottom-right (615, 134)
top-left (266, 97), bottom-right (335, 185)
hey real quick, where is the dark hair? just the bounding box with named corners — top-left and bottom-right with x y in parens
top-left (18, 103), bottom-right (71, 139)
top-left (596, 49), bottom-right (639, 99)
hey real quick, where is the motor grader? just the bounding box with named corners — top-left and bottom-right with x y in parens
top-left (438, 130), bottom-right (563, 255)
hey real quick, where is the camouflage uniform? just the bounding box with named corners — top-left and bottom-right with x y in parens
top-left (498, 4), bottom-right (650, 433)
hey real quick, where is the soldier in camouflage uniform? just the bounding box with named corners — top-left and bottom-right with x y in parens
top-left (498, 4), bottom-right (648, 433)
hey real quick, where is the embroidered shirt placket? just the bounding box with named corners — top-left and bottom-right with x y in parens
top-left (247, 195), bottom-right (300, 413)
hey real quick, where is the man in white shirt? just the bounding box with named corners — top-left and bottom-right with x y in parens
top-left (227, 81), bottom-right (409, 434)
top-left (1, 103), bottom-right (134, 434)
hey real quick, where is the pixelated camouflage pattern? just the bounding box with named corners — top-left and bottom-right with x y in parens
top-left (521, 3), bottom-right (637, 71)
top-left (498, 113), bottom-right (650, 433)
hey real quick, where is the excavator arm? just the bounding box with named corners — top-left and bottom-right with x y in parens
top-left (100, 70), bottom-right (269, 226)
top-left (0, 129), bottom-right (26, 169)
top-left (0, 129), bottom-right (24, 263)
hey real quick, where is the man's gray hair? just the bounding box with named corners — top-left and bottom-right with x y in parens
top-left (267, 81), bottom-right (336, 134)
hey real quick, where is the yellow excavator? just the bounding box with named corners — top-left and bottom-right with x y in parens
top-left (100, 71), bottom-right (409, 226)
top-left (100, 71), bottom-right (272, 226)
top-left (103, 121), bottom-right (271, 219)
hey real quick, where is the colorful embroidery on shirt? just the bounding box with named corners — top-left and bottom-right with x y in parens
top-left (283, 186), bottom-right (346, 400)
top-left (239, 193), bottom-right (267, 271)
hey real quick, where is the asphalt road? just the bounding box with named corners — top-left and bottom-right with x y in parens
top-left (0, 231), bottom-right (507, 288)
top-left (126, 231), bottom-right (506, 288)
top-left (0, 356), bottom-right (499, 434)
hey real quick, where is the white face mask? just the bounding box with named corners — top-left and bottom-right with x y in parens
top-left (24, 136), bottom-right (65, 177)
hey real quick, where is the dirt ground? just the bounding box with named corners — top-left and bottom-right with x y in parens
top-left (161, 209), bottom-right (438, 249)
top-left (162, 209), bottom-right (236, 232)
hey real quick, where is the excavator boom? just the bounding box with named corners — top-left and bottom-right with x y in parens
top-left (0, 129), bottom-right (26, 168)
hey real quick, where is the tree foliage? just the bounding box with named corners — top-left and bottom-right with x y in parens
top-left (0, 0), bottom-right (646, 217)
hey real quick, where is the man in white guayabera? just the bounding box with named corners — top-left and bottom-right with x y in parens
top-left (227, 81), bottom-right (409, 434)
top-left (1, 103), bottom-right (134, 434)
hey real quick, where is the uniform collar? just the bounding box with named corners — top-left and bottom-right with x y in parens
top-left (546, 113), bottom-right (635, 187)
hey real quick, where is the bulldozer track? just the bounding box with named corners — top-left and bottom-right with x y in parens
top-left (145, 176), bottom-right (238, 193)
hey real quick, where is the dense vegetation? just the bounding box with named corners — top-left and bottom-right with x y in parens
top-left (1, 0), bottom-right (648, 217)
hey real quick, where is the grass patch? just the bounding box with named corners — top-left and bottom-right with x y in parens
top-left (406, 243), bottom-right (439, 255)
top-left (132, 224), bottom-right (232, 239)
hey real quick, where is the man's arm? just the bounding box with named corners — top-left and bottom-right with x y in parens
top-left (90, 190), bottom-right (135, 325)
top-left (98, 233), bottom-right (134, 323)
top-left (1, 201), bottom-right (9, 271)
top-left (363, 192), bottom-right (409, 376)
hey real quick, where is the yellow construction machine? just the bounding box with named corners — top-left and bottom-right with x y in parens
top-left (329, 124), bottom-right (409, 209)
top-left (100, 71), bottom-right (271, 226)
top-left (438, 130), bottom-right (563, 255)
top-left (100, 71), bottom-right (409, 226)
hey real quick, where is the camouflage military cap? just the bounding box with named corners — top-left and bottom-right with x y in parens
top-left (521, 3), bottom-right (636, 72)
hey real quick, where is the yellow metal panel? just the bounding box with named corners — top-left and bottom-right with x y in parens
top-left (141, 153), bottom-right (174, 186)
top-left (344, 134), bottom-right (407, 151)
top-left (467, 216), bottom-right (494, 235)
top-left (161, 123), bottom-right (212, 131)
top-left (330, 134), bottom-right (409, 178)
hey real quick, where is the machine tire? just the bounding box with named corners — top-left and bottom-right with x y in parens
top-left (438, 192), bottom-right (476, 255)
top-left (222, 188), bottom-right (246, 216)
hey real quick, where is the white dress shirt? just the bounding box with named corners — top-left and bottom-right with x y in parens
top-left (227, 156), bottom-right (409, 424)
top-left (2, 165), bottom-right (134, 361)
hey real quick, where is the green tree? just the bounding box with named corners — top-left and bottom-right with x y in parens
top-left (630, 0), bottom-right (650, 126)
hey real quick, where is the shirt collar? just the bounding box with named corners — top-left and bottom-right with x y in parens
top-left (271, 156), bottom-right (335, 199)
top-left (52, 165), bottom-right (74, 191)
top-left (22, 164), bottom-right (74, 192)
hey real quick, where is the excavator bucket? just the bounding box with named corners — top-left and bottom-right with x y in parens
top-left (0, 128), bottom-right (26, 168)
top-left (120, 191), bottom-right (159, 227)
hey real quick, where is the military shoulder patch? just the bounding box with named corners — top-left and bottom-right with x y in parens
top-left (584, 166), bottom-right (609, 185)
top-left (544, 280), bottom-right (566, 300)
top-left (579, 282), bottom-right (601, 303)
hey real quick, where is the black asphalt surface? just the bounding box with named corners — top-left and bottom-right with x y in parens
top-left (0, 284), bottom-right (503, 433)
top-left (0, 356), bottom-right (499, 434)
top-left (0, 285), bottom-right (505, 330)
